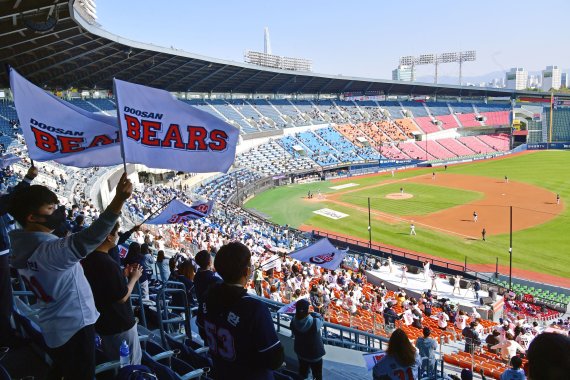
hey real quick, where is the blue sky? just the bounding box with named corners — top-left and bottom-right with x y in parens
top-left (97, 0), bottom-right (569, 81)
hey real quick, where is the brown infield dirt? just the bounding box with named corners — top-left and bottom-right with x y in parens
top-left (322, 173), bottom-right (563, 238)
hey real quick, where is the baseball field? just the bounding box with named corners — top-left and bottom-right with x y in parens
top-left (244, 151), bottom-right (570, 286)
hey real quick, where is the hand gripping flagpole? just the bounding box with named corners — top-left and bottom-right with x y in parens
top-left (140, 196), bottom-right (176, 225)
top-left (112, 78), bottom-right (128, 174)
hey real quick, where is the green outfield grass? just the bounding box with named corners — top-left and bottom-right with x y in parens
top-left (244, 151), bottom-right (570, 279)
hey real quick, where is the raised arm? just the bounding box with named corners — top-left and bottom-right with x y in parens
top-left (68, 173), bottom-right (132, 259)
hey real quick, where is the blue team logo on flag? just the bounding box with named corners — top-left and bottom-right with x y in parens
top-left (146, 199), bottom-right (214, 225)
top-left (289, 238), bottom-right (348, 270)
top-left (166, 202), bottom-right (211, 223)
top-left (309, 252), bottom-right (336, 264)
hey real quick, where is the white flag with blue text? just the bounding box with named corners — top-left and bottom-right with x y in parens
top-left (145, 199), bottom-right (214, 225)
top-left (289, 238), bottom-right (348, 270)
top-left (9, 68), bottom-right (122, 167)
top-left (114, 79), bottom-right (239, 173)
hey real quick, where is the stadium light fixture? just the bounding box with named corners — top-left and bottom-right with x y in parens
top-left (398, 50), bottom-right (476, 84)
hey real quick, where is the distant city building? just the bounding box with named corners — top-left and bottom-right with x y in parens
top-left (392, 65), bottom-right (415, 82)
top-left (506, 68), bottom-right (528, 90)
top-left (561, 72), bottom-right (568, 88)
top-left (528, 74), bottom-right (540, 89)
top-left (542, 66), bottom-right (562, 91)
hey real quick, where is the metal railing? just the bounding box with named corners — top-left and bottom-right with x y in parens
top-left (257, 295), bottom-right (388, 353)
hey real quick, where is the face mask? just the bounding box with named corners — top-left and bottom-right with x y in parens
top-left (35, 205), bottom-right (67, 230)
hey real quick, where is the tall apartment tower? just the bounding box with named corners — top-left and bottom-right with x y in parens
top-left (541, 65), bottom-right (562, 91)
top-left (264, 27), bottom-right (272, 55)
top-left (505, 68), bottom-right (528, 90)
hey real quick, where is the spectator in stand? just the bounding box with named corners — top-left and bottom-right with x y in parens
top-left (290, 299), bottom-right (326, 380)
top-left (108, 225), bottom-right (139, 265)
top-left (515, 327), bottom-right (535, 350)
top-left (155, 250), bottom-right (170, 283)
top-left (462, 321), bottom-right (482, 354)
top-left (8, 173), bottom-right (132, 380)
top-left (253, 264), bottom-right (264, 296)
top-left (194, 249), bottom-right (222, 340)
top-left (455, 310), bottom-right (469, 330)
top-left (310, 284), bottom-right (323, 314)
top-left (383, 302), bottom-right (402, 332)
top-left (71, 214), bottom-right (86, 233)
top-left (82, 222), bottom-right (144, 365)
top-left (202, 242), bottom-right (284, 379)
top-left (492, 332), bottom-right (525, 363)
top-left (373, 328), bottom-right (422, 380)
top-left (486, 330), bottom-right (501, 354)
top-left (172, 260), bottom-right (196, 307)
top-left (500, 355), bottom-right (526, 380)
top-left (437, 310), bottom-right (450, 330)
top-left (124, 242), bottom-right (149, 301)
top-left (0, 165), bottom-right (37, 348)
top-left (526, 332), bottom-right (570, 380)
top-left (416, 327), bottom-right (438, 378)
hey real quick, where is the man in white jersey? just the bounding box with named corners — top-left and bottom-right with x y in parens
top-left (8, 173), bottom-right (132, 380)
top-left (437, 311), bottom-right (449, 329)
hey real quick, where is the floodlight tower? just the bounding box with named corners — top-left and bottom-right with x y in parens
top-left (436, 52), bottom-right (459, 84)
top-left (458, 50), bottom-right (476, 86)
top-left (399, 54), bottom-right (435, 83)
top-left (398, 50), bottom-right (476, 85)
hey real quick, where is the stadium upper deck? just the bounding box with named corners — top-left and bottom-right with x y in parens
top-left (0, 0), bottom-right (559, 99)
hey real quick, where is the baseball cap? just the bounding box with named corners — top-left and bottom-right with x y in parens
top-left (296, 299), bottom-right (310, 316)
top-left (460, 368), bottom-right (473, 380)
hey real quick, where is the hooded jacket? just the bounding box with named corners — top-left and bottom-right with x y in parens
top-left (290, 313), bottom-right (326, 362)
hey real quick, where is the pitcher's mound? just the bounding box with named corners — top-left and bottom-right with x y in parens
top-left (386, 193), bottom-right (414, 200)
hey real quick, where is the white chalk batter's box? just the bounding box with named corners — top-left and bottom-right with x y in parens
top-left (329, 183), bottom-right (359, 190)
top-left (313, 208), bottom-right (349, 220)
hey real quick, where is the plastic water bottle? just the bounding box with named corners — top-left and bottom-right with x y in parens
top-left (119, 340), bottom-right (130, 368)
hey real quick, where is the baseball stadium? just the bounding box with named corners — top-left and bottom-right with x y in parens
top-left (0, 1), bottom-right (569, 379)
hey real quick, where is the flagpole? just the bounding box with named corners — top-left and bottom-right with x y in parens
top-left (112, 78), bottom-right (128, 173)
top-left (140, 196), bottom-right (176, 225)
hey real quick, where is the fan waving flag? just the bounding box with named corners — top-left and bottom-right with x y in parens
top-left (9, 68), bottom-right (122, 167)
top-left (114, 79), bottom-right (239, 173)
top-left (289, 238), bottom-right (348, 270)
top-left (145, 199), bottom-right (214, 225)
top-left (277, 297), bottom-right (309, 314)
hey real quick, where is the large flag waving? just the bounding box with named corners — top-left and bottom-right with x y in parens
top-left (9, 68), bottom-right (122, 167)
top-left (289, 238), bottom-right (348, 270)
top-left (114, 79), bottom-right (239, 173)
top-left (145, 199), bottom-right (214, 225)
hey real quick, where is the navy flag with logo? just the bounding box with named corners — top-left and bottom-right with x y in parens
top-left (289, 238), bottom-right (348, 270)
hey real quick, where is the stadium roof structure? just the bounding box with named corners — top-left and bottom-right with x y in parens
top-left (0, 1), bottom-right (557, 99)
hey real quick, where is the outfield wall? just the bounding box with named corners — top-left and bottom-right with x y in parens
top-left (527, 142), bottom-right (570, 150)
